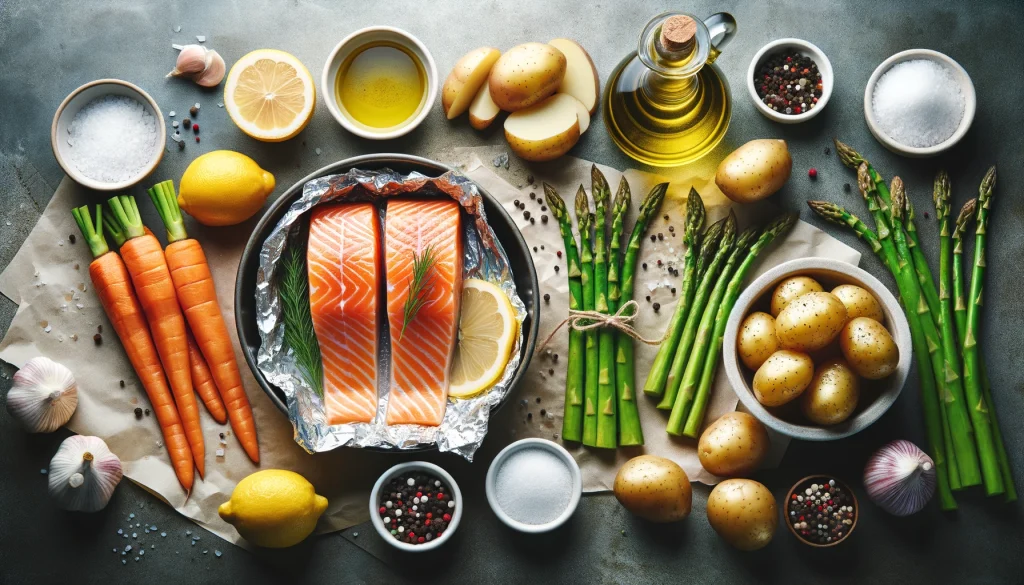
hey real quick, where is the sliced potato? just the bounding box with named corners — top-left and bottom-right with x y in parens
top-left (737, 311), bottom-right (779, 370)
top-left (752, 350), bottom-right (814, 407)
top-left (489, 42), bottom-right (566, 112)
top-left (775, 292), bottom-right (848, 352)
top-left (548, 38), bottom-right (599, 114)
top-left (442, 47), bottom-right (501, 120)
top-left (831, 284), bottom-right (885, 323)
top-left (504, 93), bottom-right (580, 162)
top-left (468, 82), bottom-right (501, 130)
top-left (771, 276), bottom-right (823, 316)
top-left (840, 317), bottom-right (899, 379)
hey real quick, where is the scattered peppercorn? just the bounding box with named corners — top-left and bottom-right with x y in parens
top-left (843, 183), bottom-right (851, 192)
top-left (183, 118), bottom-right (192, 129)
top-left (514, 199), bottom-right (521, 208)
top-left (540, 245), bottom-right (545, 250)
top-left (529, 192), bottom-right (536, 200)
top-left (541, 215), bottom-right (548, 224)
top-left (530, 218), bottom-right (535, 225)
top-left (923, 211), bottom-right (930, 219)
top-left (527, 412), bottom-right (533, 420)
top-left (526, 175), bottom-right (535, 184)
top-left (543, 293), bottom-right (550, 304)
top-left (536, 397), bottom-right (541, 403)
top-left (754, 51), bottom-right (823, 114)
top-left (824, 146), bottom-right (831, 155)
top-left (134, 407), bottom-right (143, 420)
top-left (642, 262), bottom-right (648, 270)
top-left (645, 295), bottom-right (651, 302)
top-left (178, 140), bottom-right (186, 150)
top-left (650, 235), bottom-right (656, 242)
top-left (97, 325), bottom-right (103, 334)
top-left (189, 105), bottom-right (199, 117)
top-left (663, 214), bottom-right (669, 221)
top-left (192, 123), bottom-right (200, 133)
top-left (195, 136), bottom-right (200, 143)
top-left (119, 380), bottom-right (125, 388)
top-left (548, 369), bottom-right (554, 376)
top-left (671, 287), bottom-right (677, 295)
top-left (657, 233), bottom-right (664, 240)
top-left (556, 250), bottom-right (562, 258)
top-left (540, 409), bottom-right (547, 417)
top-left (554, 265), bottom-right (559, 272)
top-left (533, 246), bottom-right (538, 252)
top-left (144, 408), bottom-right (150, 416)
top-left (657, 259), bottom-right (663, 267)
top-left (93, 333), bottom-right (102, 345)
top-left (552, 354), bottom-right (558, 363)
top-left (524, 211), bottom-right (531, 220)
top-left (809, 168), bottom-right (818, 179)
top-left (540, 205), bottom-right (547, 212)
top-left (69, 234), bottom-right (76, 244)
top-left (653, 302), bottom-right (661, 312)
top-left (668, 226), bottom-right (674, 233)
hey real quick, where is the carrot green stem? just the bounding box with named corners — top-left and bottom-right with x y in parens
top-left (71, 205), bottom-right (109, 259)
top-left (148, 180), bottom-right (189, 243)
top-left (107, 195), bottom-right (146, 239)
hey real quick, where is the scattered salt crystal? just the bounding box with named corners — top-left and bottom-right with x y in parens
top-left (203, 549), bottom-right (208, 554)
top-left (194, 103), bottom-right (200, 110)
top-left (315, 148), bottom-right (322, 155)
top-left (172, 121), bottom-right (179, 128)
top-left (492, 152), bottom-right (510, 169)
top-left (139, 549), bottom-right (145, 556)
top-left (122, 560), bottom-right (126, 565)
top-left (5, 221), bottom-right (10, 226)
top-left (151, 526), bottom-right (157, 531)
top-left (218, 102), bottom-right (224, 108)
top-left (76, 304), bottom-right (84, 309)
top-left (43, 325), bottom-right (52, 333)
top-left (215, 550), bottom-right (222, 557)
top-left (125, 545), bottom-right (132, 552)
top-left (185, 530), bottom-right (191, 536)
top-left (40, 468), bottom-right (48, 474)
top-left (173, 25), bottom-right (181, 32)
top-left (196, 35), bottom-right (206, 43)
top-left (161, 532), bottom-right (166, 537)
top-left (215, 448), bottom-right (225, 457)
top-left (118, 529), bottom-right (123, 535)
top-left (872, 59), bottom-right (965, 148)
top-left (169, 111), bottom-right (176, 117)
top-left (67, 95), bottom-right (159, 183)
top-left (132, 533), bottom-right (137, 538)
top-left (494, 447), bottom-right (572, 525)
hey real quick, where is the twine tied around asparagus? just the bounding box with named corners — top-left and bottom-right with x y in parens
top-left (538, 300), bottom-right (666, 351)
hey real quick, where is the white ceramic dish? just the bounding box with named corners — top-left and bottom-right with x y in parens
top-left (369, 461), bottom-right (462, 552)
top-left (485, 438), bottom-right (582, 533)
top-left (321, 26), bottom-right (437, 140)
top-left (747, 38), bottom-right (833, 124)
top-left (863, 49), bottom-right (976, 157)
top-left (50, 79), bottom-right (166, 191)
top-left (723, 257), bottom-right (912, 441)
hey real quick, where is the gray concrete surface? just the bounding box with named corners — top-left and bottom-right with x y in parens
top-left (2, 0), bottom-right (1023, 583)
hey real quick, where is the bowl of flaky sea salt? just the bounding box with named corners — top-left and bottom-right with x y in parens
top-left (864, 49), bottom-right (975, 158)
top-left (51, 79), bottom-right (166, 190)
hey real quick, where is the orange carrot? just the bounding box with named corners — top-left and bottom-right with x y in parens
top-left (149, 180), bottom-right (260, 463)
top-left (72, 205), bottom-right (195, 491)
top-left (187, 330), bottom-right (228, 424)
top-left (107, 195), bottom-right (205, 477)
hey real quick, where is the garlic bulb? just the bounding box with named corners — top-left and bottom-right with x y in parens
top-left (167, 44), bottom-right (227, 87)
top-left (48, 435), bottom-right (123, 512)
top-left (6, 357), bottom-right (78, 433)
top-left (864, 440), bottom-right (936, 516)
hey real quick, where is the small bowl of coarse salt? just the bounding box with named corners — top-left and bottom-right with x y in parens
top-left (864, 49), bottom-right (976, 157)
top-left (485, 438), bottom-right (582, 534)
top-left (51, 79), bottom-right (166, 191)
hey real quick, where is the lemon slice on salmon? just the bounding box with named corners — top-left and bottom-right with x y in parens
top-left (224, 49), bottom-right (315, 142)
top-left (449, 279), bottom-right (518, 398)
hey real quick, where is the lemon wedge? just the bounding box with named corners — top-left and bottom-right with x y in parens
top-left (449, 279), bottom-right (518, 399)
top-left (224, 49), bottom-right (315, 142)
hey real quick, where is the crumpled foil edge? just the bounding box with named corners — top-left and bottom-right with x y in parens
top-left (254, 167), bottom-right (526, 461)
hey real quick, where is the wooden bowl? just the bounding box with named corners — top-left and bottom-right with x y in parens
top-left (784, 475), bottom-right (858, 548)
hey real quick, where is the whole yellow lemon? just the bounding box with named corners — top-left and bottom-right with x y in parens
top-left (218, 469), bottom-right (328, 548)
top-left (178, 150), bottom-right (275, 226)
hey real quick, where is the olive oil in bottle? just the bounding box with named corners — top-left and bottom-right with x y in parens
top-left (604, 13), bottom-right (737, 167)
top-left (335, 41), bottom-right (427, 131)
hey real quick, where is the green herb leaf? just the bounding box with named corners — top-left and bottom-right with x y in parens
top-left (400, 244), bottom-right (438, 339)
top-left (281, 244), bottom-right (324, 397)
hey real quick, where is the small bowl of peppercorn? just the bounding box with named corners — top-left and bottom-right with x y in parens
top-left (747, 39), bottom-right (833, 124)
top-left (785, 475), bottom-right (858, 547)
top-left (370, 461), bottom-right (462, 552)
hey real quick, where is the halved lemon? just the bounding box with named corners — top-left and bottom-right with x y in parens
top-left (448, 279), bottom-right (519, 398)
top-left (224, 49), bottom-right (315, 142)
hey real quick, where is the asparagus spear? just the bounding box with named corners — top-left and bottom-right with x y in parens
top-left (834, 139), bottom-right (941, 317)
top-left (545, 183), bottom-right (585, 443)
top-left (952, 200), bottom-right (1017, 501)
top-left (591, 167), bottom-right (617, 449)
top-left (658, 214), bottom-right (735, 410)
top-left (606, 179), bottom-right (631, 444)
top-left (960, 167), bottom-right (1004, 496)
top-left (643, 189), bottom-right (706, 397)
top-left (682, 213), bottom-right (797, 437)
top-left (890, 179), bottom-right (968, 489)
top-left (576, 187), bottom-right (599, 446)
top-left (808, 199), bottom-right (957, 511)
top-left (668, 222), bottom-right (759, 435)
top-left (615, 182), bottom-right (668, 446)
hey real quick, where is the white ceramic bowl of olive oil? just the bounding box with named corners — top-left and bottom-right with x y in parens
top-left (322, 26), bottom-right (438, 140)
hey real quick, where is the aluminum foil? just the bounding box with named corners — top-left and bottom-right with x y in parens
top-left (255, 167), bottom-right (527, 460)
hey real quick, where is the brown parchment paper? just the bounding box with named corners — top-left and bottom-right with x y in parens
top-left (452, 149), bottom-right (861, 489)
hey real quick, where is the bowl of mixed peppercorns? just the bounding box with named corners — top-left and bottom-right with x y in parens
top-left (370, 461), bottom-right (462, 551)
top-left (747, 39), bottom-right (833, 124)
top-left (785, 475), bottom-right (858, 547)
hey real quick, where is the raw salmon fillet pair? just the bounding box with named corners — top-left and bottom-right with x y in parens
top-left (306, 199), bottom-right (463, 427)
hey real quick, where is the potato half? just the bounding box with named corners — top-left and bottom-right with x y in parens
top-left (468, 82), bottom-right (501, 130)
top-left (442, 47), bottom-right (501, 120)
top-left (548, 38), bottom-right (599, 114)
top-left (504, 93), bottom-right (581, 161)
top-left (489, 42), bottom-right (566, 112)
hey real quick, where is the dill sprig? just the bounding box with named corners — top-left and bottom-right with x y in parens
top-left (400, 244), bottom-right (438, 339)
top-left (281, 244), bottom-right (324, 397)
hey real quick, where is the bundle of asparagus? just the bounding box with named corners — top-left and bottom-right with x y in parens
top-left (807, 140), bottom-right (1016, 509)
top-left (545, 166), bottom-right (667, 448)
top-left (643, 189), bottom-right (797, 438)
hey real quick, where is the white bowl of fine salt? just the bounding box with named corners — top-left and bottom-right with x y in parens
top-left (864, 49), bottom-right (975, 157)
top-left (51, 79), bottom-right (166, 190)
top-left (486, 438), bottom-right (582, 533)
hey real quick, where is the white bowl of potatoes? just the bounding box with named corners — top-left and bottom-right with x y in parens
top-left (723, 258), bottom-right (911, 441)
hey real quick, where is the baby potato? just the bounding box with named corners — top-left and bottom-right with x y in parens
top-left (831, 284), bottom-right (885, 323)
top-left (840, 317), bottom-right (899, 379)
top-left (488, 42), bottom-right (567, 112)
top-left (775, 292), bottom-right (848, 352)
top-left (752, 350), bottom-right (814, 407)
top-left (771, 276), bottom-right (823, 316)
top-left (698, 412), bottom-right (770, 477)
top-left (715, 139), bottom-right (793, 204)
top-left (613, 455), bottom-right (692, 523)
top-left (706, 479), bottom-right (777, 551)
top-left (800, 358), bottom-right (860, 425)
top-left (737, 312), bottom-right (780, 370)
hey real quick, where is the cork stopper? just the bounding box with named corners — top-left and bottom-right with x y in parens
top-left (660, 15), bottom-right (697, 54)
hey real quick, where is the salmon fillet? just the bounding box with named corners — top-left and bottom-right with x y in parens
top-left (308, 203), bottom-right (381, 424)
top-left (384, 199), bottom-right (463, 426)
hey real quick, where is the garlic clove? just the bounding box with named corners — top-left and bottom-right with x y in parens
top-left (48, 435), bottom-right (123, 512)
top-left (167, 44), bottom-right (210, 78)
top-left (193, 50), bottom-right (226, 88)
top-left (6, 356), bottom-right (78, 433)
